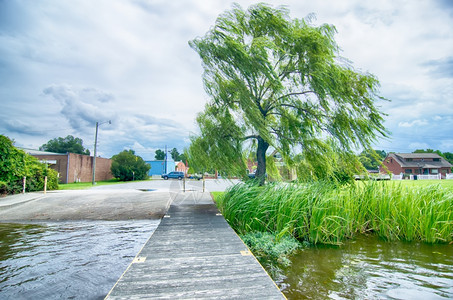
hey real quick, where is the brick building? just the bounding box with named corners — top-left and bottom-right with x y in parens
top-left (380, 153), bottom-right (452, 178)
top-left (23, 149), bottom-right (113, 183)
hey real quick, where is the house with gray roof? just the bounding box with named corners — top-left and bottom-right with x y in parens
top-left (380, 153), bottom-right (452, 178)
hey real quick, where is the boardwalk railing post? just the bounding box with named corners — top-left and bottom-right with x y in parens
top-left (202, 175), bottom-right (205, 193)
top-left (23, 176), bottom-right (26, 194)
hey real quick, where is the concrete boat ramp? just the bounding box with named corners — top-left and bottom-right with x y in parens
top-left (105, 191), bottom-right (285, 299)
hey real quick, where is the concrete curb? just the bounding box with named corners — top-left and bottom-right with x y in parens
top-left (0, 192), bottom-right (45, 210)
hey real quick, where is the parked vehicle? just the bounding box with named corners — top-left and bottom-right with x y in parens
top-left (188, 174), bottom-right (202, 180)
top-left (162, 171), bottom-right (184, 180)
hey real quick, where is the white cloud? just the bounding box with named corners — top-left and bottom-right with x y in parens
top-left (1, 0), bottom-right (453, 157)
top-left (42, 84), bottom-right (117, 131)
top-left (409, 142), bottom-right (430, 150)
top-left (398, 119), bottom-right (429, 128)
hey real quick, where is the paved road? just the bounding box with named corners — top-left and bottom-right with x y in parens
top-left (91, 178), bottom-right (240, 192)
top-left (0, 179), bottom-right (239, 222)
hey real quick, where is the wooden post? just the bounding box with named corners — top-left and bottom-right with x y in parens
top-left (183, 176), bottom-right (186, 192)
top-left (23, 176), bottom-right (26, 194)
top-left (44, 176), bottom-right (47, 194)
top-left (202, 175), bottom-right (205, 193)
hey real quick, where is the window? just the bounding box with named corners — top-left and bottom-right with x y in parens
top-left (431, 169), bottom-right (439, 174)
top-left (406, 158), bottom-right (413, 162)
top-left (433, 158), bottom-right (440, 162)
top-left (405, 169), bottom-right (413, 173)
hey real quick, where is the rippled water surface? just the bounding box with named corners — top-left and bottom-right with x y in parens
top-left (0, 220), bottom-right (159, 299)
top-left (280, 235), bottom-right (453, 299)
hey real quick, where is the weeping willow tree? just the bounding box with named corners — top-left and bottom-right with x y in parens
top-left (188, 3), bottom-right (388, 185)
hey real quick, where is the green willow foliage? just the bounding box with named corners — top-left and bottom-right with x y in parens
top-left (217, 182), bottom-right (453, 244)
top-left (188, 3), bottom-right (388, 184)
top-left (0, 135), bottom-right (59, 194)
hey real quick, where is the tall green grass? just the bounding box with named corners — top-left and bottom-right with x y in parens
top-left (216, 181), bottom-right (453, 244)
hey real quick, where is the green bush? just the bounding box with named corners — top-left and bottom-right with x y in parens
top-left (241, 232), bottom-right (303, 266)
top-left (111, 150), bottom-right (150, 181)
top-left (0, 181), bottom-right (7, 196)
top-left (0, 135), bottom-right (59, 194)
top-left (240, 231), bottom-right (306, 280)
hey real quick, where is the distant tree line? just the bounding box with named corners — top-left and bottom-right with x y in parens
top-left (40, 135), bottom-right (90, 155)
top-left (155, 148), bottom-right (186, 162)
top-left (358, 150), bottom-right (387, 170)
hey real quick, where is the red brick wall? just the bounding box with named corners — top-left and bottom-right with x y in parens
top-left (32, 154), bottom-right (69, 183)
top-left (175, 161), bottom-right (188, 173)
top-left (31, 153), bottom-right (112, 183)
top-left (68, 153), bottom-right (113, 183)
top-left (381, 155), bottom-right (403, 174)
top-left (94, 156), bottom-right (113, 182)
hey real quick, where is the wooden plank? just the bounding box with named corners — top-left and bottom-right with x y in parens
top-left (106, 195), bottom-right (285, 299)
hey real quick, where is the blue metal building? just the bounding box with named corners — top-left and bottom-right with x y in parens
top-left (145, 160), bottom-right (176, 176)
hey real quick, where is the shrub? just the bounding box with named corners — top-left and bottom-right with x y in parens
top-left (0, 135), bottom-right (59, 194)
top-left (241, 231), bottom-right (303, 266)
top-left (111, 150), bottom-right (150, 181)
top-left (0, 181), bottom-right (7, 196)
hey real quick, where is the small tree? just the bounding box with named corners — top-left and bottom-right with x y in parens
top-left (169, 148), bottom-right (187, 162)
top-left (111, 150), bottom-right (150, 181)
top-left (188, 4), bottom-right (388, 185)
top-left (170, 148), bottom-right (180, 161)
top-left (154, 149), bottom-right (165, 160)
top-left (178, 153), bottom-right (187, 163)
top-left (40, 135), bottom-right (90, 155)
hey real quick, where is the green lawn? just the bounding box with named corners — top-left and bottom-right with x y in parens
top-left (384, 179), bottom-right (453, 191)
top-left (211, 191), bottom-right (224, 202)
top-left (59, 179), bottom-right (131, 190)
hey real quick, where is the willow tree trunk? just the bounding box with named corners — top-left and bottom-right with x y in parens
top-left (255, 136), bottom-right (269, 185)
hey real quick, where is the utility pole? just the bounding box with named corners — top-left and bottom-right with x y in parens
top-left (164, 144), bottom-right (167, 174)
top-left (92, 122), bottom-right (99, 185)
top-left (92, 120), bottom-right (111, 185)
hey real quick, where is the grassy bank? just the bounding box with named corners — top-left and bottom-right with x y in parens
top-left (216, 181), bottom-right (453, 245)
top-left (386, 179), bottom-right (453, 190)
top-left (58, 179), bottom-right (125, 190)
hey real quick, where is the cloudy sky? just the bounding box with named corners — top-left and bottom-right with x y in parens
top-left (1, 0), bottom-right (452, 159)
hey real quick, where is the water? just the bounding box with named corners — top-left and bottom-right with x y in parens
top-left (0, 220), bottom-right (159, 299)
top-left (279, 235), bottom-right (453, 299)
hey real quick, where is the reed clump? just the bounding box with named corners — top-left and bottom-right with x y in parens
top-left (217, 181), bottom-right (453, 245)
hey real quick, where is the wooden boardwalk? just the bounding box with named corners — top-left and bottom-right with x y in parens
top-left (106, 192), bottom-right (285, 299)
